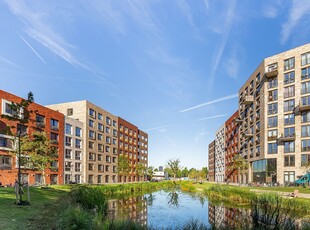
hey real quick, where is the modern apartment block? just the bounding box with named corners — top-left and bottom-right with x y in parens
top-left (47, 101), bottom-right (118, 184)
top-left (64, 117), bottom-right (84, 184)
top-left (215, 124), bottom-right (225, 182)
top-left (0, 90), bottom-right (64, 185)
top-left (208, 140), bottom-right (215, 181)
top-left (225, 111), bottom-right (239, 183)
top-left (138, 130), bottom-right (148, 176)
top-left (238, 43), bottom-right (310, 184)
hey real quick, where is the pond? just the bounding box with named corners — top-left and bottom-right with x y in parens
top-left (107, 189), bottom-right (251, 229)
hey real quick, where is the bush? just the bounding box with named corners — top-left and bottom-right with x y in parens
top-left (57, 206), bottom-right (93, 230)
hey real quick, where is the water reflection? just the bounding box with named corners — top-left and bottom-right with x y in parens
top-left (167, 191), bottom-right (179, 207)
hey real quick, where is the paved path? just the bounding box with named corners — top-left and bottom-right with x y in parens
top-left (249, 189), bottom-right (310, 199)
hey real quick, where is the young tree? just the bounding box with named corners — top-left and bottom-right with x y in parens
top-left (21, 131), bottom-right (58, 185)
top-left (147, 166), bottom-right (154, 181)
top-left (117, 155), bottom-right (130, 183)
top-left (166, 159), bottom-right (182, 179)
top-left (188, 169), bottom-right (199, 182)
top-left (198, 169), bottom-right (207, 183)
top-left (230, 154), bottom-right (249, 184)
top-left (136, 162), bottom-right (146, 182)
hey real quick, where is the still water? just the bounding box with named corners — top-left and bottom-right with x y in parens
top-left (107, 189), bottom-right (249, 229)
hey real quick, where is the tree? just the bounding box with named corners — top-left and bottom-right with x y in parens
top-left (136, 162), bottom-right (147, 182)
top-left (21, 131), bottom-right (58, 185)
top-left (202, 167), bottom-right (208, 175)
top-left (166, 159), bottom-right (182, 179)
top-left (147, 166), bottom-right (154, 181)
top-left (117, 155), bottom-right (130, 183)
top-left (230, 154), bottom-right (249, 184)
top-left (198, 169), bottom-right (207, 183)
top-left (188, 169), bottom-right (199, 182)
top-left (181, 167), bottom-right (189, 177)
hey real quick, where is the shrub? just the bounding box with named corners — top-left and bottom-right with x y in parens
top-left (57, 206), bottom-right (93, 230)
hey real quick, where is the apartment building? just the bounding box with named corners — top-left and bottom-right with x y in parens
top-left (238, 43), bottom-right (310, 184)
top-left (0, 90), bottom-right (64, 185)
top-left (138, 130), bottom-right (148, 178)
top-left (47, 101), bottom-right (118, 184)
top-left (215, 124), bottom-right (225, 182)
top-left (208, 140), bottom-right (215, 181)
top-left (64, 117), bottom-right (84, 184)
top-left (225, 111), bottom-right (239, 183)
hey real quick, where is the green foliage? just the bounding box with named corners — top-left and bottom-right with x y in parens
top-left (181, 167), bottom-right (189, 177)
top-left (118, 155), bottom-right (130, 182)
top-left (136, 162), bottom-right (147, 181)
top-left (166, 158), bottom-right (182, 179)
top-left (147, 166), bottom-right (154, 180)
top-left (102, 219), bottom-right (147, 230)
top-left (70, 186), bottom-right (108, 216)
top-left (57, 205), bottom-right (93, 230)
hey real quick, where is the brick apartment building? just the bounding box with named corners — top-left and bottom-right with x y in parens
top-left (208, 140), bottom-right (215, 181)
top-left (0, 90), bottom-right (64, 185)
top-left (224, 111), bottom-right (239, 183)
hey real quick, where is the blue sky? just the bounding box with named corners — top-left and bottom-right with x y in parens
top-left (1, 0), bottom-right (310, 169)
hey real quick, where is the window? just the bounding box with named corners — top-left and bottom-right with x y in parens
top-left (284, 86), bottom-right (295, 98)
top-left (89, 119), bottom-right (94, 127)
top-left (76, 127), bottom-right (82, 137)
top-left (89, 108), bottom-right (96, 118)
top-left (67, 108), bottom-right (73, 116)
top-left (284, 99), bottom-right (295, 112)
top-left (302, 125), bottom-right (310, 137)
top-left (284, 127), bottom-right (295, 137)
top-left (75, 163), bottom-right (81, 172)
top-left (268, 143), bottom-right (277, 154)
top-left (113, 120), bottom-right (117, 127)
top-left (98, 113), bottom-right (103, 120)
top-left (284, 171), bottom-right (295, 183)
top-left (105, 126), bottom-right (110, 133)
top-left (98, 175), bottom-right (102, 183)
top-left (113, 129), bottom-right (117, 137)
top-left (256, 73), bottom-right (261, 83)
top-left (89, 163), bottom-right (94, 171)
top-left (301, 96), bottom-right (310, 106)
top-left (106, 117), bottom-right (111, 125)
top-left (112, 138), bottom-right (117, 145)
top-left (65, 137), bottom-right (72, 146)
top-left (284, 156), bottom-right (295, 167)
top-left (36, 114), bottom-right (45, 127)
top-left (88, 175), bottom-right (93, 184)
top-left (50, 119), bottom-right (59, 131)
top-left (268, 130), bottom-right (277, 139)
top-left (50, 133), bottom-right (58, 144)
top-left (284, 141), bottom-right (295, 153)
top-left (268, 78), bottom-right (277, 89)
top-left (65, 149), bottom-right (72, 159)
top-left (65, 162), bottom-right (72, 171)
top-left (106, 156), bottom-right (111, 163)
top-left (89, 152), bottom-right (96, 161)
top-left (17, 124), bottom-right (27, 134)
top-left (301, 111), bottom-right (310, 123)
top-left (75, 175), bottom-right (81, 184)
top-left (98, 164), bottom-right (104, 172)
top-left (89, 130), bottom-right (95, 139)
top-left (1, 99), bottom-right (23, 118)
top-left (106, 136), bottom-right (111, 144)
top-left (284, 71), bottom-right (295, 84)
top-left (268, 90), bottom-right (278, 101)
top-left (301, 154), bottom-right (310, 166)
top-left (284, 113), bottom-right (295, 125)
top-left (301, 67), bottom-right (310, 81)
top-left (75, 139), bottom-right (82, 148)
top-left (268, 116), bottom-right (278, 128)
top-left (98, 144), bottom-right (103, 152)
top-left (105, 165), bottom-right (110, 172)
top-left (65, 124), bottom-right (72, 135)
top-left (0, 155), bottom-right (12, 170)
top-left (75, 151), bottom-right (81, 160)
top-left (98, 123), bottom-right (103, 132)
top-left (268, 103), bottom-right (278, 115)
top-left (302, 82), bottom-right (310, 94)
top-left (106, 145), bottom-right (110, 152)
top-left (284, 57), bottom-right (295, 71)
top-left (301, 139), bottom-right (310, 151)
top-left (98, 154), bottom-right (102, 161)
top-left (301, 52), bottom-right (310, 66)
top-left (98, 133), bottom-right (102, 141)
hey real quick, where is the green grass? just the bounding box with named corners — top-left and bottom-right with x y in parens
top-left (0, 186), bottom-right (69, 230)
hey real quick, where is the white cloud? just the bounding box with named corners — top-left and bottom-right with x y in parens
top-left (281, 0), bottom-right (310, 44)
top-left (180, 93), bottom-right (238, 112)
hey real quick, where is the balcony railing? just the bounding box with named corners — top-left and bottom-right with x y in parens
top-left (244, 95), bottom-right (254, 105)
top-left (265, 63), bottom-right (278, 78)
top-left (299, 101), bottom-right (310, 112)
top-left (278, 133), bottom-right (296, 143)
top-left (36, 121), bottom-right (45, 128)
top-left (268, 136), bottom-right (277, 141)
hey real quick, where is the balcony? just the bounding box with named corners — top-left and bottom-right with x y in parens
top-left (235, 118), bottom-right (242, 123)
top-left (268, 136), bottom-right (277, 141)
top-left (244, 95), bottom-right (254, 105)
top-left (244, 131), bottom-right (253, 137)
top-left (51, 125), bottom-right (59, 131)
top-left (277, 133), bottom-right (296, 143)
top-left (265, 63), bottom-right (278, 78)
top-left (0, 134), bottom-right (15, 151)
top-left (299, 101), bottom-right (310, 112)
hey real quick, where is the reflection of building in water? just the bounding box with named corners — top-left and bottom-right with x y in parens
top-left (108, 196), bottom-right (148, 226)
top-left (208, 204), bottom-right (251, 229)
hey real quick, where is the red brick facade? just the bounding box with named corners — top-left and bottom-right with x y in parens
top-left (225, 111), bottom-right (239, 183)
top-left (0, 90), bottom-right (64, 185)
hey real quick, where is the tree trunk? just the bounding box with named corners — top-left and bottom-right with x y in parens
top-left (42, 169), bottom-right (46, 185)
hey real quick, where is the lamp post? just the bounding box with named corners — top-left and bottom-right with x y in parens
top-left (17, 130), bottom-right (22, 203)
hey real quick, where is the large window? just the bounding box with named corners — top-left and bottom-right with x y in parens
top-left (89, 119), bottom-right (94, 127)
top-left (302, 82), bottom-right (310, 94)
top-left (0, 155), bottom-right (12, 170)
top-left (268, 130), bottom-right (278, 140)
top-left (36, 114), bottom-right (45, 127)
top-left (301, 154), bottom-right (310, 166)
top-left (284, 99), bottom-right (295, 112)
top-left (284, 85), bottom-right (295, 98)
top-left (1, 99), bottom-right (23, 118)
top-left (76, 127), bottom-right (82, 137)
top-left (284, 71), bottom-right (295, 84)
top-left (301, 96), bottom-right (310, 106)
top-left (268, 78), bottom-right (278, 89)
top-left (301, 139), bottom-right (310, 151)
top-left (301, 52), bottom-right (310, 66)
top-left (89, 130), bottom-right (95, 139)
top-left (65, 149), bottom-right (72, 159)
top-left (268, 143), bottom-right (278, 154)
top-left (89, 108), bottom-right (96, 118)
top-left (50, 119), bottom-right (59, 131)
top-left (301, 67), bottom-right (310, 81)
top-left (65, 124), bottom-right (72, 135)
top-left (75, 139), bottom-right (82, 148)
top-left (268, 116), bottom-right (278, 128)
top-left (284, 141), bottom-right (295, 153)
top-left (284, 155), bottom-right (295, 167)
top-left (284, 113), bottom-right (295, 125)
top-left (302, 112), bottom-right (310, 124)
top-left (284, 127), bottom-right (295, 137)
top-left (65, 137), bottom-right (72, 146)
top-left (268, 103), bottom-right (278, 115)
top-left (302, 125), bottom-right (310, 137)
top-left (284, 57), bottom-right (295, 71)
top-left (284, 171), bottom-right (295, 183)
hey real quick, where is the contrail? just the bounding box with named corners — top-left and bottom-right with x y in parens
top-left (19, 34), bottom-right (46, 64)
top-left (180, 93), bottom-right (238, 112)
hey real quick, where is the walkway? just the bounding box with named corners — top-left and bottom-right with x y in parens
top-left (249, 189), bottom-right (310, 199)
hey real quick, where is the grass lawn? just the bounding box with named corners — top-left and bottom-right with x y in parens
top-left (0, 186), bottom-right (69, 230)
